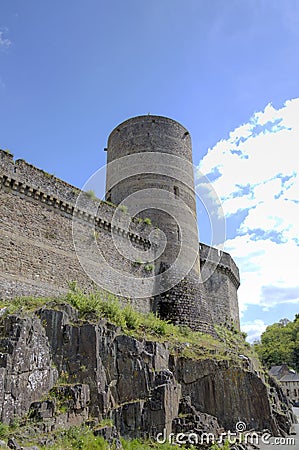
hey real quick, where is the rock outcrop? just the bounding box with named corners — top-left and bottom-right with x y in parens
top-left (0, 315), bottom-right (57, 422)
top-left (0, 304), bottom-right (295, 447)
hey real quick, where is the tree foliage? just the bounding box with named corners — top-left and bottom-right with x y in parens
top-left (254, 314), bottom-right (299, 370)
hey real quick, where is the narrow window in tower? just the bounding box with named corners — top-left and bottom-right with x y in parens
top-left (174, 186), bottom-right (179, 197)
top-left (106, 190), bottom-right (112, 202)
top-left (177, 225), bottom-right (180, 242)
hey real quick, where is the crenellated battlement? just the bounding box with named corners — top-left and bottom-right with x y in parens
top-left (0, 150), bottom-right (151, 250)
top-left (199, 242), bottom-right (240, 289)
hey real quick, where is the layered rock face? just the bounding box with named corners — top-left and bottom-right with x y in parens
top-left (0, 315), bottom-right (58, 422)
top-left (0, 305), bottom-right (294, 442)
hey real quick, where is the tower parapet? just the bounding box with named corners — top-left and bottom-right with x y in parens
top-left (200, 242), bottom-right (240, 329)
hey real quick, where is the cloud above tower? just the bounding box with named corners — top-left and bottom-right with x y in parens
top-left (196, 98), bottom-right (299, 338)
top-left (0, 29), bottom-right (11, 51)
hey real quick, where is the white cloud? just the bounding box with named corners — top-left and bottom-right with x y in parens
top-left (197, 98), bottom-right (299, 321)
top-left (241, 319), bottom-right (267, 343)
top-left (225, 236), bottom-right (299, 314)
top-left (0, 29), bottom-right (12, 50)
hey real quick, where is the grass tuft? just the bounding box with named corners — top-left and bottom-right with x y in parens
top-left (0, 287), bottom-right (255, 363)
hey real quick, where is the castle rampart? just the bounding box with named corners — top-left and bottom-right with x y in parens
top-left (0, 150), bottom-right (154, 312)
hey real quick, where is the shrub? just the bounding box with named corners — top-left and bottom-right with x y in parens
top-left (118, 205), bottom-right (128, 213)
top-left (0, 422), bottom-right (9, 438)
top-left (44, 425), bottom-right (112, 449)
top-left (133, 259), bottom-right (143, 266)
top-left (144, 312), bottom-right (168, 336)
top-left (123, 305), bottom-right (141, 330)
top-left (66, 289), bottom-right (100, 318)
top-left (85, 190), bottom-right (97, 200)
top-left (0, 296), bottom-right (51, 315)
top-left (99, 297), bottom-right (126, 328)
top-left (2, 149), bottom-right (13, 156)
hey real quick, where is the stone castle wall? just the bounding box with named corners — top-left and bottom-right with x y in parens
top-left (0, 148), bottom-right (240, 329)
top-left (200, 243), bottom-right (240, 328)
top-left (0, 150), bottom-right (154, 313)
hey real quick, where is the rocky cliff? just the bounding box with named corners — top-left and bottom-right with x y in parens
top-left (0, 299), bottom-right (295, 448)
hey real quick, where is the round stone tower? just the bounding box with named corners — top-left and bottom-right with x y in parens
top-left (106, 115), bottom-right (213, 332)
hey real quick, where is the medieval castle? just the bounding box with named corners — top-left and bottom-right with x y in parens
top-left (0, 115), bottom-right (240, 332)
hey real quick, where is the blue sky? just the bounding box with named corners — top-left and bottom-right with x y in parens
top-left (0, 0), bottom-right (298, 341)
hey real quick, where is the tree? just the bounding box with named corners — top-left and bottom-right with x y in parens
top-left (254, 315), bottom-right (299, 371)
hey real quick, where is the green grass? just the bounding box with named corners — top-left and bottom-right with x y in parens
top-left (66, 289), bottom-right (253, 360)
top-left (0, 290), bottom-right (259, 449)
top-left (1, 149), bottom-right (13, 156)
top-left (133, 258), bottom-right (143, 267)
top-left (118, 205), bottom-right (128, 213)
top-left (0, 422), bottom-right (196, 449)
top-left (40, 426), bottom-right (115, 449)
top-left (102, 200), bottom-right (117, 208)
top-left (95, 419), bottom-right (114, 429)
top-left (209, 440), bottom-right (231, 450)
top-left (121, 438), bottom-right (195, 449)
top-left (85, 190), bottom-right (97, 201)
top-left (134, 217), bottom-right (143, 224)
top-left (0, 296), bottom-right (54, 315)
top-left (0, 287), bottom-right (254, 363)
top-left (0, 422), bottom-right (10, 439)
top-left (44, 171), bottom-right (55, 179)
top-left (41, 426), bottom-right (197, 449)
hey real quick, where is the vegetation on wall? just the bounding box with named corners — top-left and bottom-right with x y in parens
top-left (1, 148), bottom-right (13, 156)
top-left (85, 190), bottom-right (98, 200)
top-left (254, 315), bottom-right (299, 371)
top-left (118, 204), bottom-right (128, 213)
